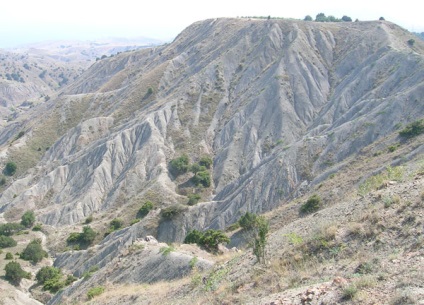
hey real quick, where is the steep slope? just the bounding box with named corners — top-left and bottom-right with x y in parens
top-left (1, 18), bottom-right (423, 238)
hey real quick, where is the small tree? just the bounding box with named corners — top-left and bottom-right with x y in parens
top-left (342, 15), bottom-right (352, 22)
top-left (4, 261), bottom-right (31, 284)
top-left (20, 239), bottom-right (47, 263)
top-left (251, 216), bottom-right (269, 264)
top-left (399, 119), bottom-right (424, 138)
top-left (315, 13), bottom-right (327, 22)
top-left (379, 17), bottom-right (385, 21)
top-left (0, 223), bottom-right (25, 236)
top-left (5, 252), bottom-right (13, 259)
top-left (304, 15), bottom-right (313, 21)
top-left (407, 39), bottom-right (415, 46)
top-left (4, 162), bottom-right (17, 176)
top-left (21, 210), bottom-right (35, 228)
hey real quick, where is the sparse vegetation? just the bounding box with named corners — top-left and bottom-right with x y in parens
top-left (87, 286), bottom-right (105, 300)
top-left (161, 204), bottom-right (187, 220)
top-left (187, 193), bottom-right (201, 205)
top-left (159, 245), bottom-right (175, 256)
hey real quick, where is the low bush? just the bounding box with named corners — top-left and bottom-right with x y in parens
top-left (399, 119), bottom-right (424, 138)
top-left (4, 261), bottom-right (31, 284)
top-left (300, 195), bottom-right (321, 214)
top-left (199, 156), bottom-right (213, 169)
top-left (5, 252), bottom-right (13, 259)
top-left (184, 229), bottom-right (229, 253)
top-left (169, 155), bottom-right (190, 175)
top-left (0, 235), bottom-right (17, 248)
top-left (161, 205), bottom-right (187, 220)
top-left (187, 193), bottom-right (201, 205)
top-left (191, 170), bottom-right (211, 187)
top-left (137, 201), bottom-right (154, 218)
top-left (238, 212), bottom-right (258, 230)
top-left (0, 222), bottom-right (25, 236)
top-left (87, 286), bottom-right (105, 300)
top-left (3, 162), bottom-right (17, 176)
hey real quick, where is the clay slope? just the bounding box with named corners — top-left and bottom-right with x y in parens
top-left (0, 18), bottom-right (423, 242)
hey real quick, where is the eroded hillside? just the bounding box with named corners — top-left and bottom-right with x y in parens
top-left (0, 17), bottom-right (423, 304)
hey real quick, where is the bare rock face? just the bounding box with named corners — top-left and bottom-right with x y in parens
top-left (1, 18), bottom-right (423, 241)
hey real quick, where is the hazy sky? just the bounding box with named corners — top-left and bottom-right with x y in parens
top-left (1, 0), bottom-right (422, 48)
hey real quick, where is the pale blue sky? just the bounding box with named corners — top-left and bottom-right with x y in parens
top-left (1, 0), bottom-right (422, 48)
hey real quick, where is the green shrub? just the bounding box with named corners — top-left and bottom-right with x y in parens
top-left (342, 284), bottom-right (358, 300)
top-left (32, 223), bottom-right (42, 231)
top-left (159, 245), bottom-right (175, 256)
top-left (36, 266), bottom-right (61, 284)
top-left (199, 230), bottom-right (229, 253)
top-left (184, 229), bottom-right (230, 253)
top-left (0, 176), bottom-right (6, 186)
top-left (87, 286), bottom-right (105, 300)
top-left (0, 223), bottom-right (25, 236)
top-left (109, 218), bottom-right (124, 231)
top-left (238, 212), bottom-right (258, 230)
top-left (137, 201), bottom-right (154, 218)
top-left (80, 226), bottom-right (96, 245)
top-left (67, 232), bottom-right (81, 243)
top-left (192, 170), bottom-right (211, 187)
top-left (161, 205), bottom-right (187, 220)
top-left (226, 222), bottom-right (241, 232)
top-left (190, 164), bottom-right (206, 174)
top-left (20, 239), bottom-right (47, 263)
top-left (21, 210), bottom-right (35, 228)
top-left (199, 156), bottom-right (213, 169)
top-left (0, 235), bottom-right (17, 248)
top-left (184, 229), bottom-right (203, 244)
top-left (169, 154), bottom-right (190, 175)
top-left (399, 119), bottom-right (424, 138)
top-left (300, 195), bottom-right (321, 214)
top-left (3, 162), bottom-right (17, 176)
top-left (5, 252), bottom-right (13, 259)
top-left (4, 261), bottom-right (31, 284)
top-left (187, 193), bottom-right (201, 206)
top-left (84, 215), bottom-right (93, 224)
